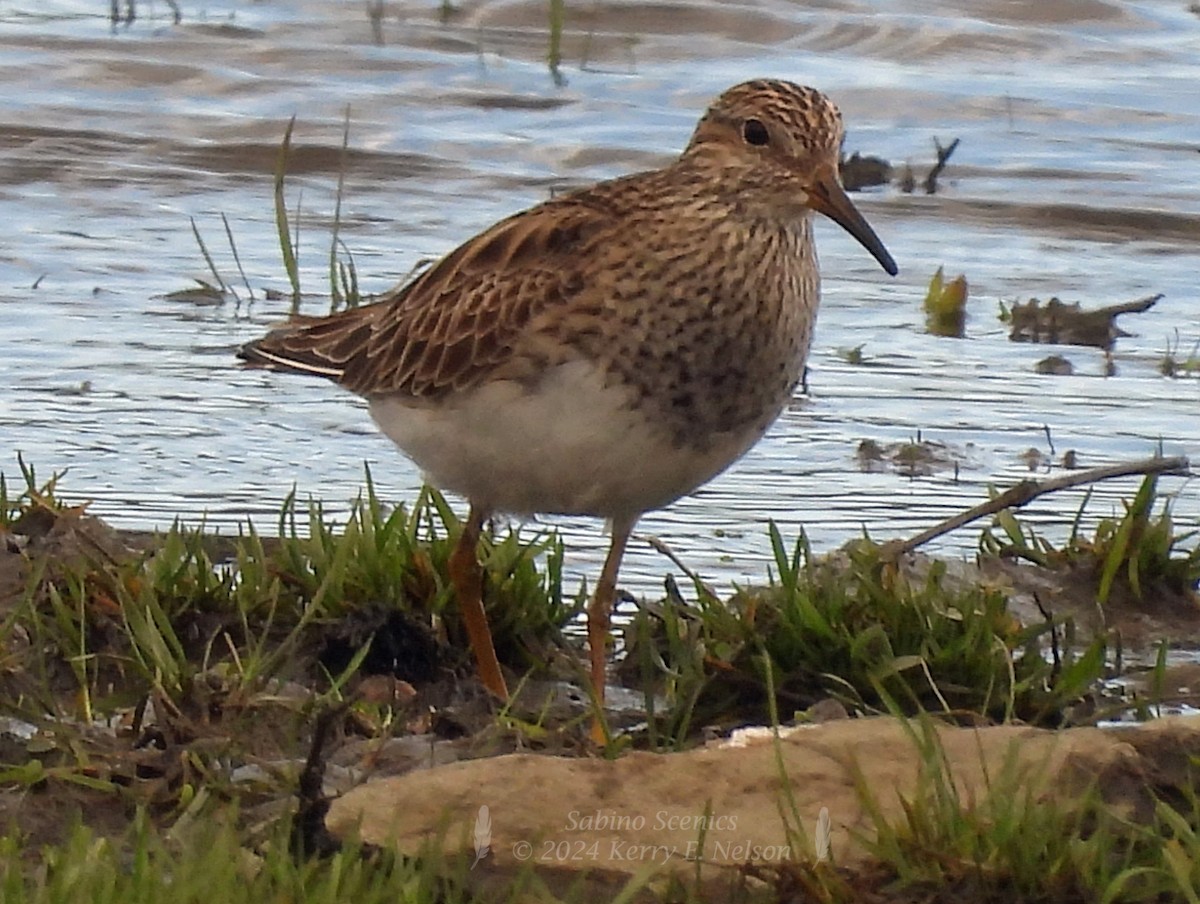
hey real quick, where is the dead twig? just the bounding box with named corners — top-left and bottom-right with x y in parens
top-left (883, 455), bottom-right (1190, 559)
top-left (923, 137), bottom-right (960, 194)
top-left (290, 700), bottom-right (352, 860)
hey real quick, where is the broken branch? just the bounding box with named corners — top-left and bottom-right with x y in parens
top-left (883, 454), bottom-right (1191, 559)
top-left (923, 137), bottom-right (960, 194)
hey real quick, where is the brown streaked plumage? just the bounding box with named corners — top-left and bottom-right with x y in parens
top-left (239, 79), bottom-right (897, 737)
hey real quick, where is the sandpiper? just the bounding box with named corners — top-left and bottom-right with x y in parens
top-left (239, 79), bottom-right (897, 726)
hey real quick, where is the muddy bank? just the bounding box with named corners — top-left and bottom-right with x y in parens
top-left (3, 496), bottom-right (1200, 879)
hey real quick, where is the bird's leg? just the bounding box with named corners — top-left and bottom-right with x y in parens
top-left (448, 504), bottom-right (509, 701)
top-left (588, 516), bottom-right (635, 740)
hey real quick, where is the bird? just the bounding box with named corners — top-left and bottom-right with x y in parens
top-left (238, 79), bottom-right (897, 733)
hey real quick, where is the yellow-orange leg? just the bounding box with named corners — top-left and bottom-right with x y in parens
top-left (588, 516), bottom-right (635, 743)
top-left (449, 504), bottom-right (509, 701)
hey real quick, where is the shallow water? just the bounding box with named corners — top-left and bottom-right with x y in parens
top-left (2, 0), bottom-right (1199, 600)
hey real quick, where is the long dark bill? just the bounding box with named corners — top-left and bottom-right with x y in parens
top-left (808, 167), bottom-right (898, 276)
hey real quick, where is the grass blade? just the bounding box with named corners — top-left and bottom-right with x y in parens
top-left (221, 212), bottom-right (255, 301)
top-left (328, 105), bottom-right (351, 311)
top-left (189, 216), bottom-right (229, 294)
top-left (273, 115), bottom-right (300, 302)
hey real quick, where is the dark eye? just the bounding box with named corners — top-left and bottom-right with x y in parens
top-left (742, 118), bottom-right (769, 146)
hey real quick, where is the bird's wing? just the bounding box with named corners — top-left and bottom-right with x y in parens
top-left (238, 196), bottom-right (615, 400)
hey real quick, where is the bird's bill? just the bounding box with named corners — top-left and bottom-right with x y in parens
top-left (808, 168), bottom-right (898, 276)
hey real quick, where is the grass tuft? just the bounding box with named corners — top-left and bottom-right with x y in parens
top-left (981, 474), bottom-right (1200, 609)
top-left (625, 526), bottom-right (1106, 746)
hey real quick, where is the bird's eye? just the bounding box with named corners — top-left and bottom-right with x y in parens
top-left (742, 118), bottom-right (770, 146)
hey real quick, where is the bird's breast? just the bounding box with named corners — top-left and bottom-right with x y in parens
top-left (566, 218), bottom-right (820, 451)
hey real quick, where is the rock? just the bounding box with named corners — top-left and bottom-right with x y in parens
top-left (326, 715), bottom-right (1200, 892)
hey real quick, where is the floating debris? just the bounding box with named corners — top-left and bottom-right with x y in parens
top-left (1019, 447), bottom-right (1046, 471)
top-left (837, 344), bottom-right (867, 365)
top-left (839, 152), bottom-right (892, 191)
top-left (1035, 354), bottom-right (1074, 376)
top-left (924, 266), bottom-right (969, 337)
top-left (159, 279), bottom-right (233, 306)
top-left (856, 435), bottom-right (966, 477)
top-left (841, 136), bottom-right (960, 194)
top-left (1007, 294), bottom-right (1162, 349)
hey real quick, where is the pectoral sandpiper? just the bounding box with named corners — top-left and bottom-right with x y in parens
top-left (239, 79), bottom-right (897, 728)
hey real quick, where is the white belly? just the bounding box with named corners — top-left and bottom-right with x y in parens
top-left (368, 359), bottom-right (766, 520)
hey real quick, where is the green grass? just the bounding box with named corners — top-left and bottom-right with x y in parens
top-left (1159, 332), bottom-right (1200, 378)
top-left (0, 460), bottom-right (580, 850)
top-left (842, 715), bottom-right (1200, 903)
top-left (0, 815), bottom-right (480, 904)
top-left (1, 455), bottom-right (66, 528)
top-left (4, 467), bottom-right (575, 723)
top-left (623, 525), bottom-right (1109, 749)
top-left (981, 473), bottom-right (1200, 608)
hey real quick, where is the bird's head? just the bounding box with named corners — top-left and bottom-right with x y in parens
top-left (685, 79), bottom-right (898, 276)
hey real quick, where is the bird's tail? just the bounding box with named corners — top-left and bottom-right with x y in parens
top-left (237, 306), bottom-right (379, 383)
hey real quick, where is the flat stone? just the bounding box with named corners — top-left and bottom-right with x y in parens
top-left (327, 714), bottom-right (1200, 891)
